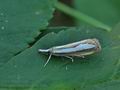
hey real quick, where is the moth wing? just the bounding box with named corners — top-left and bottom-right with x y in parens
top-left (67, 51), bottom-right (95, 57)
top-left (52, 39), bottom-right (96, 49)
top-left (53, 41), bottom-right (82, 49)
top-left (53, 44), bottom-right (95, 54)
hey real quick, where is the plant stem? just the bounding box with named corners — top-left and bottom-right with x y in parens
top-left (55, 2), bottom-right (112, 32)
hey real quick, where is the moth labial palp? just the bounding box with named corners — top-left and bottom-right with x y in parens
top-left (38, 38), bottom-right (101, 67)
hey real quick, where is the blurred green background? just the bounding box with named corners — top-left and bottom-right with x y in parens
top-left (50, 0), bottom-right (120, 28)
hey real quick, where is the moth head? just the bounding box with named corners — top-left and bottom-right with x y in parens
top-left (38, 49), bottom-right (50, 53)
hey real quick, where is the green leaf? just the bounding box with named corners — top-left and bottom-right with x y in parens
top-left (109, 23), bottom-right (120, 80)
top-left (82, 80), bottom-right (120, 90)
top-left (74, 0), bottom-right (120, 27)
top-left (0, 26), bottom-right (119, 89)
top-left (0, 0), bottom-right (56, 66)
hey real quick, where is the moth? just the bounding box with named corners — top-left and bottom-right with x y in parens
top-left (38, 38), bottom-right (101, 67)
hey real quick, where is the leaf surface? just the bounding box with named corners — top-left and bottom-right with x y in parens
top-left (0, 0), bottom-right (56, 66)
top-left (0, 26), bottom-right (119, 90)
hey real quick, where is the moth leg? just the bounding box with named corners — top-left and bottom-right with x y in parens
top-left (65, 56), bottom-right (74, 62)
top-left (44, 53), bottom-right (52, 67)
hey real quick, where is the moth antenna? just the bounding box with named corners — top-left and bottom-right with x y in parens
top-left (44, 53), bottom-right (52, 67)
